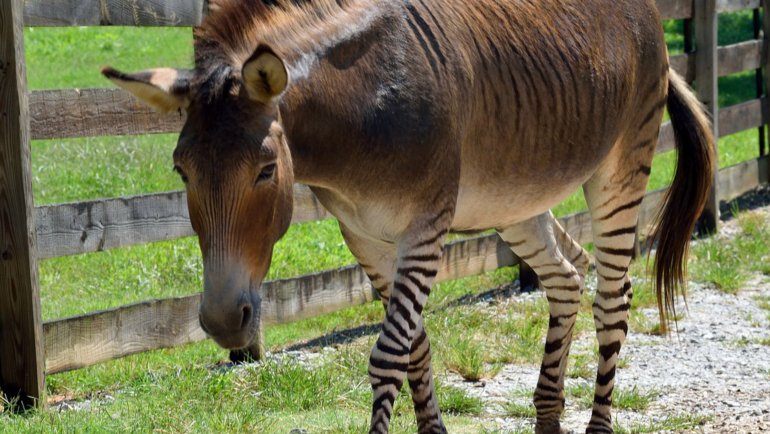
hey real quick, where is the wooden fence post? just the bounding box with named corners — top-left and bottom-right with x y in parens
top-left (695, 0), bottom-right (721, 233)
top-left (753, 8), bottom-right (767, 157)
top-left (763, 0), bottom-right (770, 160)
top-left (0, 0), bottom-right (46, 409)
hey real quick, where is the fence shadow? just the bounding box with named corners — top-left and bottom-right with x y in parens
top-left (282, 280), bottom-right (532, 352)
top-left (720, 183), bottom-right (770, 220)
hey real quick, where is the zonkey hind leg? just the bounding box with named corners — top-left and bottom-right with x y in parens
top-left (581, 136), bottom-right (654, 433)
top-left (340, 223), bottom-right (446, 434)
top-left (498, 211), bottom-right (589, 434)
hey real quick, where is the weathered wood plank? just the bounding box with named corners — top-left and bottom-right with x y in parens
top-left (30, 88), bottom-right (185, 140)
top-left (717, 155), bottom-right (770, 202)
top-left (718, 39), bottom-right (762, 77)
top-left (35, 190), bottom-right (192, 259)
top-left (43, 232), bottom-right (519, 373)
top-left (23, 0), bottom-right (206, 27)
top-left (27, 42), bottom-right (755, 143)
top-left (35, 184), bottom-right (331, 259)
top-left (696, 0), bottom-right (721, 232)
top-left (16, 0), bottom-right (725, 27)
top-left (35, 92), bottom-right (767, 260)
top-left (44, 295), bottom-right (205, 374)
top-left (758, 0), bottom-right (770, 159)
top-left (718, 97), bottom-right (767, 137)
top-left (658, 97), bottom-right (766, 155)
top-left (0, 0), bottom-right (45, 408)
top-left (560, 211), bottom-right (593, 246)
top-left (19, 0), bottom-right (737, 27)
top-left (657, 0), bottom-right (694, 19)
top-left (42, 152), bottom-right (767, 374)
top-left (716, 0), bottom-right (761, 13)
top-left (656, 121), bottom-right (676, 155)
top-left (669, 53), bottom-right (695, 82)
top-left (24, 21), bottom-right (759, 141)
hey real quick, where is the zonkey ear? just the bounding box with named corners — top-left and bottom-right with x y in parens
top-left (242, 45), bottom-right (288, 103)
top-left (101, 66), bottom-right (192, 113)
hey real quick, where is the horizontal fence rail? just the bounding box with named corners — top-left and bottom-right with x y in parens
top-left (42, 154), bottom-right (769, 374)
top-left (30, 88), bottom-right (186, 140)
top-left (34, 96), bottom-right (770, 259)
top-left (20, 0), bottom-right (764, 28)
top-left (27, 40), bottom-right (764, 141)
top-left (23, 0), bottom-right (207, 26)
top-left (35, 184), bottom-right (330, 259)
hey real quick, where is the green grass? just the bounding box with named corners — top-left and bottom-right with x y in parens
top-left (503, 401), bottom-right (536, 418)
top-left (5, 12), bottom-right (768, 432)
top-left (566, 383), bottom-right (657, 412)
top-left (614, 414), bottom-right (711, 434)
top-left (690, 210), bottom-right (770, 293)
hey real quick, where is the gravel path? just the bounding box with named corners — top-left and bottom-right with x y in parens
top-left (444, 205), bottom-right (770, 433)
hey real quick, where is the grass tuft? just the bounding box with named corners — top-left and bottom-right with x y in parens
top-left (503, 401), bottom-right (536, 418)
top-left (443, 336), bottom-right (502, 382)
top-left (612, 386), bottom-right (658, 411)
top-left (614, 414), bottom-right (710, 434)
top-left (436, 383), bottom-right (483, 415)
top-left (691, 238), bottom-right (747, 293)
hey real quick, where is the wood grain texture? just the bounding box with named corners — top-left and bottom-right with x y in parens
top-left (35, 95), bottom-right (766, 260)
top-left (44, 295), bottom-right (205, 374)
top-left (43, 231), bottom-right (519, 373)
top-left (23, 0), bottom-right (206, 27)
top-left (657, 121), bottom-right (676, 155)
top-left (35, 190), bottom-right (192, 259)
top-left (763, 0), bottom-right (770, 156)
top-left (656, 0), bottom-right (694, 19)
top-left (657, 97), bottom-right (767, 154)
top-left (41, 151), bottom-right (768, 374)
top-left (0, 0), bottom-right (45, 407)
top-left (15, 0), bottom-right (713, 27)
top-left (696, 0), bottom-right (721, 232)
top-left (21, 10), bottom-right (759, 141)
top-left (669, 53), bottom-right (695, 82)
top-left (718, 40), bottom-right (762, 77)
top-left (717, 155), bottom-right (770, 202)
top-left (30, 88), bottom-right (185, 140)
top-left (716, 0), bottom-right (762, 13)
top-left (35, 184), bottom-right (331, 259)
top-left (718, 97), bottom-right (767, 136)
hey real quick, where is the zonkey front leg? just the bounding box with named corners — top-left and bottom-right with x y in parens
top-left (365, 221), bottom-right (449, 434)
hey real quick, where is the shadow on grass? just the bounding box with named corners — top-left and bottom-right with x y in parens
top-left (283, 279), bottom-right (534, 352)
top-left (720, 184), bottom-right (770, 221)
top-left (278, 184), bottom-right (770, 354)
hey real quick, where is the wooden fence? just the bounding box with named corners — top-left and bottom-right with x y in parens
top-left (2, 0), bottom-right (770, 407)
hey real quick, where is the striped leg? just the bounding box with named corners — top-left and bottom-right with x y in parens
top-left (341, 223), bottom-right (447, 433)
top-left (499, 212), bottom-right (587, 434)
top-left (580, 79), bottom-right (661, 434)
top-left (407, 317), bottom-right (444, 433)
top-left (581, 195), bottom-right (637, 433)
top-left (552, 216), bottom-right (591, 292)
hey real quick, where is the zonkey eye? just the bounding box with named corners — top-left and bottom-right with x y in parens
top-left (173, 165), bottom-right (189, 183)
top-left (256, 163), bottom-right (276, 184)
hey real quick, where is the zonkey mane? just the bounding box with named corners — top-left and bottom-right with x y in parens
top-left (193, 0), bottom-right (377, 98)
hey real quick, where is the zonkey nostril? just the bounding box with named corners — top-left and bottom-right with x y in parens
top-left (240, 304), bottom-right (252, 330)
